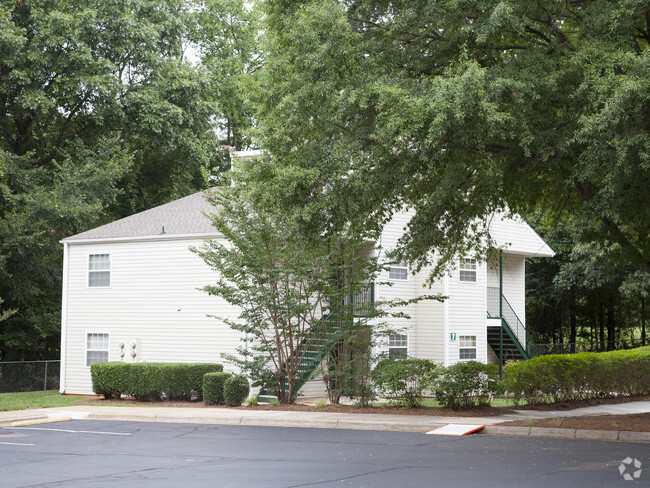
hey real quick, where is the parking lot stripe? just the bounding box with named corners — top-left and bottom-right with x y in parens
top-left (0, 441), bottom-right (35, 446)
top-left (8, 427), bottom-right (132, 436)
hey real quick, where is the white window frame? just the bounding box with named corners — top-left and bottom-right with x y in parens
top-left (388, 262), bottom-right (408, 281)
top-left (85, 332), bottom-right (110, 367)
top-left (458, 335), bottom-right (477, 361)
top-left (459, 257), bottom-right (477, 283)
top-left (88, 253), bottom-right (111, 288)
top-left (388, 334), bottom-right (408, 359)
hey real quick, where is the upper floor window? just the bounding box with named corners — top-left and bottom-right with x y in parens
top-left (459, 257), bottom-right (477, 282)
top-left (388, 262), bottom-right (408, 281)
top-left (88, 253), bottom-right (110, 287)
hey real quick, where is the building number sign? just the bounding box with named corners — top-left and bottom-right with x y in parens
top-left (450, 333), bottom-right (457, 341)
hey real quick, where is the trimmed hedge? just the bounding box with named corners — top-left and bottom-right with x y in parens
top-left (371, 358), bottom-right (439, 407)
top-left (203, 372), bottom-right (232, 405)
top-left (503, 346), bottom-right (650, 404)
top-left (223, 375), bottom-right (250, 406)
top-left (435, 361), bottom-right (501, 410)
top-left (90, 362), bottom-right (223, 401)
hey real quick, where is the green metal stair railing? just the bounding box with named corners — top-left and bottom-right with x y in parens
top-left (487, 287), bottom-right (538, 359)
top-left (260, 283), bottom-right (374, 401)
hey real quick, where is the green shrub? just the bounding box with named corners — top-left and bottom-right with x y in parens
top-left (203, 372), bottom-right (232, 405)
top-left (89, 362), bottom-right (223, 401)
top-left (223, 375), bottom-right (250, 406)
top-left (90, 362), bottom-right (128, 399)
top-left (503, 346), bottom-right (650, 404)
top-left (435, 361), bottom-right (501, 410)
top-left (371, 358), bottom-right (440, 407)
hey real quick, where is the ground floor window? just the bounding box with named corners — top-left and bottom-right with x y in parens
top-left (458, 335), bottom-right (477, 360)
top-left (388, 334), bottom-right (408, 359)
top-left (86, 333), bottom-right (109, 366)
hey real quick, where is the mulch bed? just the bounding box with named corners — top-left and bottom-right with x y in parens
top-left (499, 412), bottom-right (650, 432)
top-left (76, 395), bottom-right (649, 423)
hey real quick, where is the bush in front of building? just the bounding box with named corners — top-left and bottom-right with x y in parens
top-left (371, 358), bottom-right (440, 407)
top-left (90, 362), bottom-right (223, 401)
top-left (91, 362), bottom-right (128, 399)
top-left (203, 372), bottom-right (232, 405)
top-left (434, 361), bottom-right (501, 410)
top-left (223, 375), bottom-right (250, 406)
top-left (503, 346), bottom-right (650, 404)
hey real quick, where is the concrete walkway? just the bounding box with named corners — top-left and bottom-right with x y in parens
top-left (0, 401), bottom-right (648, 443)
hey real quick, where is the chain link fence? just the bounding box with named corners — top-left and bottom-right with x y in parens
top-left (0, 360), bottom-right (60, 393)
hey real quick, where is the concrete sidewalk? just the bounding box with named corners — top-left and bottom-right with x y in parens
top-left (1, 401), bottom-right (648, 443)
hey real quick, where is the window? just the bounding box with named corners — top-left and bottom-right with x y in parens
top-left (389, 334), bottom-right (408, 359)
top-left (388, 262), bottom-right (408, 281)
top-left (459, 257), bottom-right (477, 282)
top-left (459, 335), bottom-right (477, 360)
top-left (86, 333), bottom-right (109, 366)
top-left (88, 254), bottom-right (110, 287)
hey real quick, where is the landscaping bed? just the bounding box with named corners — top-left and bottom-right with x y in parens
top-left (498, 412), bottom-right (650, 432)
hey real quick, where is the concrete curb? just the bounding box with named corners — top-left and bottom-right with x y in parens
top-left (481, 425), bottom-right (650, 443)
top-left (10, 417), bottom-right (73, 427)
top-left (1, 407), bottom-right (648, 442)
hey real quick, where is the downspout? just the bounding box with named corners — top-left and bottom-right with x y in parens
top-left (59, 242), bottom-right (69, 393)
top-left (499, 253), bottom-right (503, 378)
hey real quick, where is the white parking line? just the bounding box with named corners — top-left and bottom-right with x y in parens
top-left (7, 427), bottom-right (132, 436)
top-left (0, 441), bottom-right (35, 446)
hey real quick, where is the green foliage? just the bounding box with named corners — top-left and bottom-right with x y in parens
top-left (435, 362), bottom-right (501, 410)
top-left (256, 0), bottom-right (650, 284)
top-left (245, 394), bottom-right (259, 406)
top-left (0, 0), bottom-right (224, 361)
top-left (193, 157), bottom-right (430, 404)
top-left (371, 358), bottom-right (440, 407)
top-left (90, 362), bottom-right (128, 399)
top-left (503, 347), bottom-right (650, 404)
top-left (202, 371), bottom-right (232, 405)
top-left (190, 0), bottom-right (260, 152)
top-left (90, 362), bottom-right (223, 401)
top-left (223, 375), bottom-right (250, 406)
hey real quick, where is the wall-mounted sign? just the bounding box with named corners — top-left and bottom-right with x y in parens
top-left (450, 333), bottom-right (457, 341)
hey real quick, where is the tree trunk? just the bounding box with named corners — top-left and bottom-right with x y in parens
top-left (570, 287), bottom-right (577, 353)
top-left (598, 303), bottom-right (605, 352)
top-left (607, 294), bottom-right (616, 351)
top-left (642, 296), bottom-right (646, 347)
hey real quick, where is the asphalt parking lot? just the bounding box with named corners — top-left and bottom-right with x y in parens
top-left (1, 420), bottom-right (647, 487)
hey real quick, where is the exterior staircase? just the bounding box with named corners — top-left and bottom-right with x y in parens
top-left (486, 287), bottom-right (538, 362)
top-left (258, 283), bottom-right (374, 402)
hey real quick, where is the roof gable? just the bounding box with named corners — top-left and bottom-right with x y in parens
top-left (63, 190), bottom-right (217, 243)
top-left (487, 212), bottom-right (555, 257)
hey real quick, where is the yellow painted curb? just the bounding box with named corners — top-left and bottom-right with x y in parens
top-left (10, 417), bottom-right (73, 427)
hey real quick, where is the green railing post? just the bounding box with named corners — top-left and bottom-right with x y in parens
top-left (499, 253), bottom-right (504, 378)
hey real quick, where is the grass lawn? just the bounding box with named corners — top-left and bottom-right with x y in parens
top-left (0, 390), bottom-right (85, 411)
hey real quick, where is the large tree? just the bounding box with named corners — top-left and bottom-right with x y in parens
top-left (256, 0), bottom-right (650, 282)
top-left (0, 0), bottom-right (221, 360)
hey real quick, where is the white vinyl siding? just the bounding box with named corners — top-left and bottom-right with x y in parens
top-left (458, 335), bottom-right (477, 360)
top-left (86, 333), bottom-right (109, 366)
top-left (63, 238), bottom-right (243, 394)
top-left (459, 257), bottom-right (477, 282)
top-left (88, 253), bottom-right (110, 287)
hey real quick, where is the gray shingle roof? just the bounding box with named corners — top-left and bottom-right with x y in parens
top-left (63, 190), bottom-right (218, 242)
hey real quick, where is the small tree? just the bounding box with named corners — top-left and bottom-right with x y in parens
top-left (195, 157), bottom-right (382, 403)
top-left (195, 156), bottom-right (442, 403)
